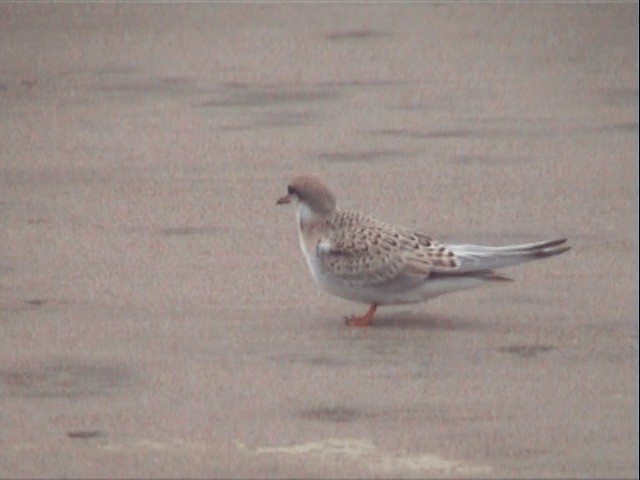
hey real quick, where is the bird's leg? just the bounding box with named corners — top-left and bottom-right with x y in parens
top-left (346, 304), bottom-right (377, 327)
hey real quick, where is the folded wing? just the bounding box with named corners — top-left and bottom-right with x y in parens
top-left (316, 225), bottom-right (461, 289)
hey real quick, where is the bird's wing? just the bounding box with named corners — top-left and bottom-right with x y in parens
top-left (316, 224), bottom-right (460, 289)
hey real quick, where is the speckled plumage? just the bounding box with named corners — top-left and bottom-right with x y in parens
top-left (311, 210), bottom-right (459, 284)
top-left (277, 174), bottom-right (570, 323)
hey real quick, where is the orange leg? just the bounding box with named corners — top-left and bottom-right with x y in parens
top-left (346, 304), bottom-right (377, 327)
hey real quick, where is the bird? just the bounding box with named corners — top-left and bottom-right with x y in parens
top-left (276, 174), bottom-right (570, 327)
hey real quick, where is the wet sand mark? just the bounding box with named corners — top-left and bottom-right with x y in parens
top-left (0, 363), bottom-right (132, 398)
top-left (598, 86), bottom-right (639, 106)
top-left (314, 79), bottom-right (412, 88)
top-left (199, 87), bottom-right (338, 108)
top-left (92, 65), bottom-right (140, 76)
top-left (95, 75), bottom-right (204, 96)
top-left (219, 111), bottom-right (323, 130)
top-left (25, 299), bottom-right (47, 307)
top-left (454, 154), bottom-right (492, 165)
top-left (158, 226), bottom-right (223, 236)
top-left (498, 344), bottom-right (555, 358)
top-left (373, 123), bottom-right (639, 140)
top-left (20, 79), bottom-right (36, 89)
top-left (372, 314), bottom-right (479, 331)
top-left (370, 128), bottom-right (478, 139)
top-left (589, 122), bottom-right (638, 134)
top-left (299, 407), bottom-right (364, 423)
top-left (68, 430), bottom-right (105, 439)
top-left (269, 353), bottom-right (346, 367)
top-left (318, 150), bottom-right (405, 163)
top-left (324, 29), bottom-right (391, 41)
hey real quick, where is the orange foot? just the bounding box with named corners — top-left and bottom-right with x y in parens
top-left (345, 304), bottom-right (377, 327)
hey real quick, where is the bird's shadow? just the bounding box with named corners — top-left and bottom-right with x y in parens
top-left (369, 311), bottom-right (481, 332)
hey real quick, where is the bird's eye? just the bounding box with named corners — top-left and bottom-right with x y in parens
top-left (287, 185), bottom-right (297, 195)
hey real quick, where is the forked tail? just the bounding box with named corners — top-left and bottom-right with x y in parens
top-left (448, 238), bottom-right (570, 274)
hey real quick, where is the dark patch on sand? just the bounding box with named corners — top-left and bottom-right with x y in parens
top-left (597, 86), bottom-right (639, 106)
top-left (372, 314), bottom-right (479, 331)
top-left (497, 344), bottom-right (555, 358)
top-left (269, 353), bottom-right (347, 368)
top-left (218, 111), bottom-right (323, 130)
top-left (588, 122), bottom-right (638, 134)
top-left (0, 362), bottom-right (132, 398)
top-left (20, 79), bottom-right (36, 89)
top-left (92, 65), bottom-right (140, 76)
top-left (25, 299), bottom-right (47, 307)
top-left (370, 128), bottom-right (478, 139)
top-left (454, 154), bottom-right (492, 165)
top-left (199, 87), bottom-right (338, 108)
top-left (67, 430), bottom-right (105, 439)
top-left (314, 79), bottom-right (412, 88)
top-left (318, 150), bottom-right (405, 163)
top-left (157, 226), bottom-right (223, 236)
top-left (299, 406), bottom-right (364, 423)
top-left (95, 75), bottom-right (202, 96)
top-left (324, 29), bottom-right (390, 41)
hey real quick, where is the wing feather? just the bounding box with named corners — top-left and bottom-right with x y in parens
top-left (449, 238), bottom-right (570, 272)
top-left (316, 223), bottom-right (461, 289)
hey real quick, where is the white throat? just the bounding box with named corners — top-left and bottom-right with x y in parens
top-left (297, 202), bottom-right (318, 225)
top-left (295, 201), bottom-right (324, 283)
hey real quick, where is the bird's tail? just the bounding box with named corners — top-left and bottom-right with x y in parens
top-left (447, 238), bottom-right (570, 274)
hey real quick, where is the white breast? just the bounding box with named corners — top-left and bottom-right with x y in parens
top-left (296, 204), bottom-right (322, 282)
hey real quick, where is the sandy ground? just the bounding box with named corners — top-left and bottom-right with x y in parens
top-left (0, 4), bottom-right (638, 478)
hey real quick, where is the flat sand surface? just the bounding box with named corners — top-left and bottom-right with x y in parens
top-left (1, 4), bottom-right (638, 478)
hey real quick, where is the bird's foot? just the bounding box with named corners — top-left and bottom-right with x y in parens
top-left (345, 304), bottom-right (377, 327)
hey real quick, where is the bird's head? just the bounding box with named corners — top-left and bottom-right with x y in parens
top-left (276, 174), bottom-right (337, 220)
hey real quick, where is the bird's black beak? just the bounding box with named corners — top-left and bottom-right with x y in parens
top-left (276, 193), bottom-right (292, 205)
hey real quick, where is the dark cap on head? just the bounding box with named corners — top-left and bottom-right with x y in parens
top-left (276, 175), bottom-right (337, 214)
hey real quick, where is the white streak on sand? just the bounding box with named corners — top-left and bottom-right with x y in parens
top-left (234, 438), bottom-right (492, 476)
